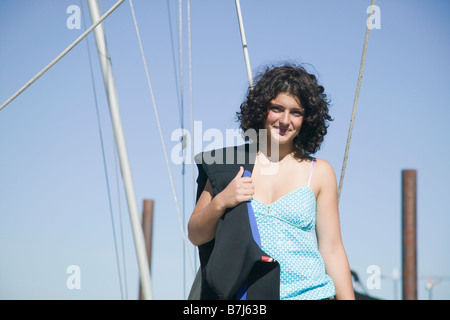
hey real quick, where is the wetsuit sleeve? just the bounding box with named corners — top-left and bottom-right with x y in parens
top-left (194, 152), bottom-right (208, 202)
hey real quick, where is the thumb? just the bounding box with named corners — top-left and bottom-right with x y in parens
top-left (235, 166), bottom-right (244, 179)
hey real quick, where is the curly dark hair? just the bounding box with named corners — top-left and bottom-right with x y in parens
top-left (236, 63), bottom-right (333, 160)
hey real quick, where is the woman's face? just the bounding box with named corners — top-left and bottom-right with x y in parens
top-left (263, 92), bottom-right (304, 146)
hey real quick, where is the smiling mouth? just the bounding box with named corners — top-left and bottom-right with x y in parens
top-left (275, 126), bottom-right (289, 134)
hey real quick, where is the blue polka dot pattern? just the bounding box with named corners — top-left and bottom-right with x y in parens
top-left (251, 186), bottom-right (336, 300)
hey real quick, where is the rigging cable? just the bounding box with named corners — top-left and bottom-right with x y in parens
top-left (337, 0), bottom-right (376, 204)
top-left (178, 0), bottom-right (187, 299)
top-left (128, 0), bottom-right (195, 278)
top-left (178, 0), bottom-right (185, 298)
top-left (166, 0), bottom-right (183, 125)
top-left (187, 0), bottom-right (197, 274)
top-left (113, 131), bottom-right (128, 299)
top-left (167, 0), bottom-right (189, 298)
top-left (0, 0), bottom-right (126, 112)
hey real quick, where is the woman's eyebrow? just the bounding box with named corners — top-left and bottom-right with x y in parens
top-left (269, 101), bottom-right (303, 111)
top-left (269, 103), bottom-right (284, 108)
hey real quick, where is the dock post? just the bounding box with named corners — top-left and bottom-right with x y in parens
top-left (402, 169), bottom-right (417, 300)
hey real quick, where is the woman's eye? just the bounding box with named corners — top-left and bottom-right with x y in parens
top-left (270, 106), bottom-right (281, 112)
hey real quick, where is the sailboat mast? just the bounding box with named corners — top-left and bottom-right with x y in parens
top-left (234, 0), bottom-right (253, 88)
top-left (87, 0), bottom-right (153, 300)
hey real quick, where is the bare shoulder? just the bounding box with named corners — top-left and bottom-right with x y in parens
top-left (314, 158), bottom-right (336, 177)
top-left (312, 158), bottom-right (337, 193)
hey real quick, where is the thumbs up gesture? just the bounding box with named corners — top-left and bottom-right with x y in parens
top-left (216, 166), bottom-right (255, 209)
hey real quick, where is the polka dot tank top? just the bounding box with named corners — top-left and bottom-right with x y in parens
top-left (250, 158), bottom-right (336, 300)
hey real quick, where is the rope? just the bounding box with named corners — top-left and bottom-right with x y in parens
top-left (0, 0), bottom-right (126, 112)
top-left (234, 0), bottom-right (253, 88)
top-left (337, 0), bottom-right (376, 203)
top-left (128, 0), bottom-right (195, 278)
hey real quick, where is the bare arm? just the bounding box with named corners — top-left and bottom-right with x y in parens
top-left (187, 179), bottom-right (225, 246)
top-left (188, 166), bottom-right (254, 246)
top-left (315, 159), bottom-right (355, 300)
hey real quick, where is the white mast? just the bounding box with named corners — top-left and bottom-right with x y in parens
top-left (87, 0), bottom-right (153, 300)
top-left (235, 0), bottom-right (253, 88)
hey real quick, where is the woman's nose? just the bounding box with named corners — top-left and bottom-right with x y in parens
top-left (279, 111), bottom-right (290, 125)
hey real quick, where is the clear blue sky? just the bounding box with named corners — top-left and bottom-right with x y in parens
top-left (0, 0), bottom-right (449, 300)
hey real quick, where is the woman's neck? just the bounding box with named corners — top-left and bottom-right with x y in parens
top-left (259, 142), bottom-right (294, 162)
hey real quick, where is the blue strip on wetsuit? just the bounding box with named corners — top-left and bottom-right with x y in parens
top-left (236, 170), bottom-right (261, 300)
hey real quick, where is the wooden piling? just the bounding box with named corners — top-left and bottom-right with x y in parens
top-left (139, 199), bottom-right (154, 300)
top-left (402, 170), bottom-right (417, 300)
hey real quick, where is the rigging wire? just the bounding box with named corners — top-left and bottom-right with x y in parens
top-left (166, 0), bottom-right (183, 125)
top-left (113, 134), bottom-right (128, 299)
top-left (187, 0), bottom-right (197, 274)
top-left (178, 0), bottom-right (185, 135)
top-left (337, 0), bottom-right (376, 204)
top-left (178, 0), bottom-right (189, 298)
top-left (80, 0), bottom-right (127, 299)
top-left (167, 0), bottom-right (189, 298)
top-left (177, 0), bottom-right (187, 300)
top-left (0, 0), bottom-right (126, 112)
top-left (128, 0), bottom-right (195, 279)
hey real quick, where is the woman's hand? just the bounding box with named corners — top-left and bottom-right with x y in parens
top-left (215, 166), bottom-right (255, 210)
top-left (188, 166), bottom-right (254, 246)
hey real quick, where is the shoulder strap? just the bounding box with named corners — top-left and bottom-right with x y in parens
top-left (307, 158), bottom-right (317, 187)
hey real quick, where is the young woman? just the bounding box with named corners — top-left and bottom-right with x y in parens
top-left (188, 64), bottom-right (355, 300)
